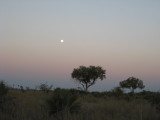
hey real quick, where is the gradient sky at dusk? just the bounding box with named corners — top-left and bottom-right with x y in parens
top-left (0, 0), bottom-right (160, 91)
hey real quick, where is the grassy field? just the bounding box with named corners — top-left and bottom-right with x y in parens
top-left (0, 89), bottom-right (160, 120)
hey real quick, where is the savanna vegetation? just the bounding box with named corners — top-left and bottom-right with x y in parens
top-left (0, 66), bottom-right (160, 120)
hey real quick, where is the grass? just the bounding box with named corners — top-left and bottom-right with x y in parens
top-left (80, 95), bottom-right (159, 120)
top-left (0, 89), bottom-right (160, 120)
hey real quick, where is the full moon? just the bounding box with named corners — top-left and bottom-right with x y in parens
top-left (60, 40), bottom-right (64, 43)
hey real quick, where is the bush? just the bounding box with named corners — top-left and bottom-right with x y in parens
top-left (111, 87), bottom-right (124, 97)
top-left (0, 81), bottom-right (8, 97)
top-left (39, 82), bottom-right (53, 93)
top-left (143, 92), bottom-right (160, 111)
top-left (0, 81), bottom-right (9, 111)
top-left (46, 88), bottom-right (81, 118)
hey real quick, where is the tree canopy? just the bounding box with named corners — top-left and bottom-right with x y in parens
top-left (71, 66), bottom-right (106, 91)
top-left (119, 77), bottom-right (145, 93)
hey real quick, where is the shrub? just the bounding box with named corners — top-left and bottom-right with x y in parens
top-left (39, 82), bottom-right (53, 93)
top-left (0, 81), bottom-right (9, 111)
top-left (143, 92), bottom-right (160, 111)
top-left (111, 87), bottom-right (124, 97)
top-left (46, 88), bottom-right (81, 118)
top-left (0, 81), bottom-right (8, 97)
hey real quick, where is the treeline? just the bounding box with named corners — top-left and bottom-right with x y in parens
top-left (0, 65), bottom-right (160, 120)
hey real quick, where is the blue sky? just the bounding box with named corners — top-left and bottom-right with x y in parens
top-left (0, 0), bottom-right (160, 91)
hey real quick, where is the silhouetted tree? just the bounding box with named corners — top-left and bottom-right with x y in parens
top-left (26, 86), bottom-right (30, 90)
top-left (39, 82), bottom-right (53, 92)
top-left (119, 77), bottom-right (145, 93)
top-left (0, 81), bottom-right (9, 110)
top-left (20, 86), bottom-right (25, 92)
top-left (111, 87), bottom-right (124, 96)
top-left (0, 81), bottom-right (8, 97)
top-left (47, 88), bottom-right (80, 119)
top-left (71, 66), bottom-right (106, 91)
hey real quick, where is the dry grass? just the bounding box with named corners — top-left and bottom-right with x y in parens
top-left (79, 95), bottom-right (160, 120)
top-left (0, 89), bottom-right (160, 120)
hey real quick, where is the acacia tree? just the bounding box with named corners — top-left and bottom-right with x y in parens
top-left (71, 66), bottom-right (106, 91)
top-left (119, 77), bottom-right (145, 93)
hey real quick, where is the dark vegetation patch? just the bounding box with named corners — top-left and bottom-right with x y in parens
top-left (0, 82), bottom-right (160, 120)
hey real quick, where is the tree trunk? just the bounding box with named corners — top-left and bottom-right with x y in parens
top-left (131, 88), bottom-right (134, 95)
top-left (85, 83), bottom-right (88, 92)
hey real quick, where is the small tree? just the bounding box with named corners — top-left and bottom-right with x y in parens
top-left (46, 88), bottom-right (80, 119)
top-left (20, 86), bottom-right (25, 92)
top-left (119, 77), bottom-right (145, 93)
top-left (26, 86), bottom-right (30, 90)
top-left (0, 81), bottom-right (8, 109)
top-left (71, 66), bottom-right (106, 91)
top-left (0, 81), bottom-right (8, 97)
top-left (39, 82), bottom-right (53, 93)
top-left (111, 87), bottom-right (124, 96)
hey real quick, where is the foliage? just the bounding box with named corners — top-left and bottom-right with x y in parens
top-left (71, 66), bottom-right (106, 91)
top-left (119, 77), bottom-right (145, 93)
top-left (0, 81), bottom-right (8, 97)
top-left (1, 88), bottom-right (160, 120)
top-left (39, 82), bottom-right (53, 92)
top-left (20, 86), bottom-right (25, 92)
top-left (26, 86), bottom-right (30, 90)
top-left (111, 87), bottom-right (124, 97)
top-left (0, 81), bottom-right (9, 112)
top-left (142, 91), bottom-right (160, 111)
top-left (46, 88), bottom-right (81, 118)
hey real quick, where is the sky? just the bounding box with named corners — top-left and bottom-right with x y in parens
top-left (0, 0), bottom-right (160, 91)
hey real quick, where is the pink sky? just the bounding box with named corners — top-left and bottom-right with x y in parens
top-left (0, 1), bottom-right (160, 91)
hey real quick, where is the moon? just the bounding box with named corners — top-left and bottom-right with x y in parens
top-left (60, 40), bottom-right (64, 43)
